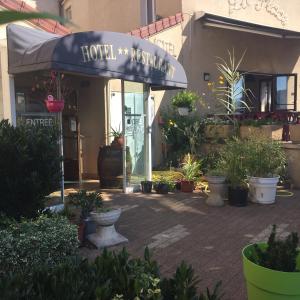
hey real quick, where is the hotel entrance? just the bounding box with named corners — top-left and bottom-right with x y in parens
top-left (7, 24), bottom-right (187, 192)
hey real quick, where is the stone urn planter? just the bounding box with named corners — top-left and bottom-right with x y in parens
top-left (205, 176), bottom-right (227, 206)
top-left (177, 107), bottom-right (189, 116)
top-left (248, 176), bottom-right (279, 204)
top-left (87, 208), bottom-right (128, 249)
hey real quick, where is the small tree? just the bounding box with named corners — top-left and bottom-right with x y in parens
top-left (0, 120), bottom-right (61, 219)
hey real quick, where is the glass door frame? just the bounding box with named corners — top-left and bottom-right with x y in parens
top-left (121, 80), bottom-right (151, 193)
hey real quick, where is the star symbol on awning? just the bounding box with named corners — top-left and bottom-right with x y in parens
top-left (118, 48), bottom-right (123, 55)
top-left (124, 48), bottom-right (129, 55)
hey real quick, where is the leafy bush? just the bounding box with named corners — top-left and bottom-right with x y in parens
top-left (0, 215), bottom-right (78, 276)
top-left (152, 170), bottom-right (184, 182)
top-left (181, 154), bottom-right (202, 181)
top-left (243, 136), bottom-right (286, 178)
top-left (171, 90), bottom-right (199, 110)
top-left (250, 225), bottom-right (299, 272)
top-left (0, 120), bottom-right (61, 219)
top-left (218, 137), bottom-right (248, 188)
top-left (68, 190), bottom-right (103, 218)
top-left (0, 247), bottom-right (223, 300)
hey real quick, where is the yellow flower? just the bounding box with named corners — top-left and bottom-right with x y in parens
top-left (219, 76), bottom-right (224, 80)
top-left (207, 82), bottom-right (212, 86)
top-left (219, 80), bottom-right (224, 85)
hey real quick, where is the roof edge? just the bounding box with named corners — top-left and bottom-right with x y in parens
top-left (128, 12), bottom-right (184, 39)
top-left (0, 0), bottom-right (71, 35)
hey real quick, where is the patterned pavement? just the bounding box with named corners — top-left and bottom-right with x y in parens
top-left (80, 189), bottom-right (300, 300)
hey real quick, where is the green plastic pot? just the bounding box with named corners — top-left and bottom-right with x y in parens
top-left (243, 244), bottom-right (300, 300)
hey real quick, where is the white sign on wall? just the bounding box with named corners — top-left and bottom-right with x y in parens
top-left (228, 0), bottom-right (288, 26)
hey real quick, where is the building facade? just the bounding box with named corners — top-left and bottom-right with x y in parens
top-left (1, 0), bottom-right (300, 184)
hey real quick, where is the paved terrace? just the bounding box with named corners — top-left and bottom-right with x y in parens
top-left (79, 188), bottom-right (300, 300)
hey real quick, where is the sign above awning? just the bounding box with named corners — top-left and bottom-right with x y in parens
top-left (196, 11), bottom-right (300, 39)
top-left (7, 24), bottom-right (187, 90)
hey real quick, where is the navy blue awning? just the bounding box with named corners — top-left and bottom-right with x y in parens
top-left (7, 24), bottom-right (187, 90)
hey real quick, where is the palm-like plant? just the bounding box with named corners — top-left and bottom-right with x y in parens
top-left (215, 49), bottom-right (251, 114)
top-left (0, 10), bottom-right (67, 25)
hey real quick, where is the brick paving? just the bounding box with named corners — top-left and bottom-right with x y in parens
top-left (79, 189), bottom-right (300, 300)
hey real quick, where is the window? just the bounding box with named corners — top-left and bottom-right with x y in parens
top-left (141, 0), bottom-right (156, 25)
top-left (275, 75), bottom-right (296, 111)
top-left (65, 6), bottom-right (72, 21)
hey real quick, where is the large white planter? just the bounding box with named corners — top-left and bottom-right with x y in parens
top-left (87, 208), bottom-right (128, 248)
top-left (249, 177), bottom-right (279, 204)
top-left (205, 175), bottom-right (227, 206)
top-left (177, 107), bottom-right (189, 116)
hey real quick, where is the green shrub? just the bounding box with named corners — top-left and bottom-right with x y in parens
top-left (0, 215), bottom-right (78, 276)
top-left (0, 120), bottom-right (61, 219)
top-left (171, 90), bottom-right (199, 110)
top-left (250, 225), bottom-right (299, 272)
top-left (243, 136), bottom-right (286, 178)
top-left (0, 247), bottom-right (223, 300)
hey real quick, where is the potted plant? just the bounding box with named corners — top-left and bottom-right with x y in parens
top-left (153, 179), bottom-right (175, 194)
top-left (205, 168), bottom-right (227, 206)
top-left (219, 137), bottom-right (248, 206)
top-left (110, 126), bottom-right (124, 148)
top-left (171, 90), bottom-right (198, 116)
top-left (245, 137), bottom-right (286, 204)
top-left (243, 225), bottom-right (300, 300)
top-left (68, 190), bottom-right (102, 242)
top-left (180, 153), bottom-right (202, 192)
top-left (141, 179), bottom-right (152, 193)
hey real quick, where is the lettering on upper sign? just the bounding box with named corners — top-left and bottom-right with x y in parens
top-left (81, 44), bottom-right (175, 79)
top-left (228, 0), bottom-right (288, 26)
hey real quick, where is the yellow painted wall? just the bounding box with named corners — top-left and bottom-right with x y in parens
top-left (62, 0), bottom-right (141, 32)
top-left (155, 0), bottom-right (182, 18)
top-left (78, 77), bottom-right (106, 179)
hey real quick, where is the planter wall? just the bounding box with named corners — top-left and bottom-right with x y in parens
top-left (243, 244), bottom-right (300, 300)
top-left (204, 125), bottom-right (234, 140)
top-left (289, 124), bottom-right (300, 143)
top-left (240, 125), bottom-right (283, 140)
top-left (283, 143), bottom-right (300, 189)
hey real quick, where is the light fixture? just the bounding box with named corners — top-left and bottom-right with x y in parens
top-left (203, 72), bottom-right (210, 81)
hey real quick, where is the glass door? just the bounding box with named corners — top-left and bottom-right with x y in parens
top-left (123, 81), bottom-right (148, 192)
top-left (274, 75), bottom-right (297, 111)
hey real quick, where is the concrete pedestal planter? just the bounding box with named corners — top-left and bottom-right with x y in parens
top-left (87, 208), bottom-right (128, 249)
top-left (205, 176), bottom-right (227, 206)
top-left (289, 124), bottom-right (300, 143)
top-left (249, 177), bottom-right (279, 204)
top-left (240, 125), bottom-right (283, 140)
top-left (243, 244), bottom-right (300, 300)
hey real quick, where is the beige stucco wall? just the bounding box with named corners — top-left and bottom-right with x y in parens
top-left (155, 0), bottom-right (182, 18)
top-left (62, 0), bottom-right (141, 32)
top-left (183, 0), bottom-right (300, 31)
top-left (25, 0), bottom-right (60, 15)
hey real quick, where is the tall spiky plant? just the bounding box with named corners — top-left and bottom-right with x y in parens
top-left (213, 49), bottom-right (252, 132)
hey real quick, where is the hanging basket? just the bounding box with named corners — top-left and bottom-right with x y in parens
top-left (45, 95), bottom-right (64, 113)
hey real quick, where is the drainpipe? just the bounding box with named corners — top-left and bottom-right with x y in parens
top-left (121, 79), bottom-right (127, 192)
top-left (146, 91), bottom-right (152, 181)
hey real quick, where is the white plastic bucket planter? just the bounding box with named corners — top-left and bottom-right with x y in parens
top-left (249, 177), bottom-right (279, 204)
top-left (177, 107), bottom-right (189, 116)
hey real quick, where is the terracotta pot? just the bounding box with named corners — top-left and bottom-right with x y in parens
top-left (78, 221), bottom-right (85, 244)
top-left (181, 180), bottom-right (194, 193)
top-left (45, 96), bottom-right (64, 113)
